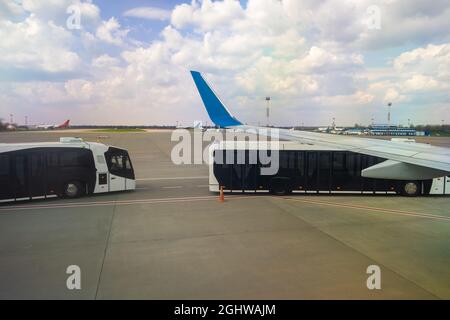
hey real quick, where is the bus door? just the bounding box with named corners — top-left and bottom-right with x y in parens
top-left (0, 154), bottom-right (14, 200)
top-left (29, 151), bottom-right (47, 197)
top-left (446, 176), bottom-right (450, 195)
top-left (430, 176), bottom-right (445, 194)
top-left (105, 148), bottom-right (135, 192)
top-left (108, 174), bottom-right (125, 192)
top-left (108, 155), bottom-right (126, 192)
top-left (13, 153), bottom-right (29, 199)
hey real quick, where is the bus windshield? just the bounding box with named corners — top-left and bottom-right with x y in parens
top-left (104, 147), bottom-right (135, 179)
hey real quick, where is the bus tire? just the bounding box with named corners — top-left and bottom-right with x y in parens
top-left (270, 178), bottom-right (292, 196)
top-left (401, 181), bottom-right (421, 197)
top-left (63, 181), bottom-right (84, 198)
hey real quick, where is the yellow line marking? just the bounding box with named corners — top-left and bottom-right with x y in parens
top-left (0, 195), bottom-right (260, 212)
top-left (279, 197), bottom-right (450, 221)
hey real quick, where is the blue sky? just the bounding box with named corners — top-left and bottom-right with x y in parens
top-left (98, 0), bottom-right (178, 40)
top-left (0, 0), bottom-right (449, 126)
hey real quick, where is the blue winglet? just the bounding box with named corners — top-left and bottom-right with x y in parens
top-left (190, 71), bottom-right (242, 127)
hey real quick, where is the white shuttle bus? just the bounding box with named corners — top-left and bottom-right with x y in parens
top-left (209, 141), bottom-right (450, 196)
top-left (0, 137), bottom-right (135, 202)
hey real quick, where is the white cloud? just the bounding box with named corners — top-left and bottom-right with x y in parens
top-left (403, 74), bottom-right (440, 92)
top-left (12, 81), bottom-right (68, 104)
top-left (292, 46), bottom-right (364, 73)
top-left (92, 54), bottom-right (120, 68)
top-left (0, 14), bottom-right (81, 72)
top-left (65, 79), bottom-right (94, 100)
top-left (171, 0), bottom-right (244, 31)
top-left (20, 0), bottom-right (100, 27)
top-left (124, 7), bottom-right (171, 21)
top-left (383, 88), bottom-right (407, 103)
top-left (360, 0), bottom-right (450, 49)
top-left (96, 17), bottom-right (129, 46)
top-left (394, 44), bottom-right (450, 78)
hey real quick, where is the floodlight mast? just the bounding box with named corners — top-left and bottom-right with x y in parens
top-left (265, 97), bottom-right (271, 127)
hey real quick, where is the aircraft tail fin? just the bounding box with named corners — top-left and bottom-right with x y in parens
top-left (190, 71), bottom-right (242, 127)
top-left (58, 120), bottom-right (70, 128)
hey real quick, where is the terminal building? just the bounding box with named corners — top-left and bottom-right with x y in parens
top-left (368, 124), bottom-right (422, 136)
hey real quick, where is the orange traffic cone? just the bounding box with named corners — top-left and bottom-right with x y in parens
top-left (218, 186), bottom-right (225, 202)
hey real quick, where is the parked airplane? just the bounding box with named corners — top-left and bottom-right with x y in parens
top-left (190, 71), bottom-right (450, 196)
top-left (6, 124), bottom-right (16, 131)
top-left (176, 121), bottom-right (206, 131)
top-left (36, 119), bottom-right (70, 130)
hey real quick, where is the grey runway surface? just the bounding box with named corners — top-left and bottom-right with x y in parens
top-left (0, 130), bottom-right (449, 299)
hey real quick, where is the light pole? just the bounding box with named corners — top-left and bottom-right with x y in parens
top-left (9, 113), bottom-right (13, 124)
top-left (387, 102), bottom-right (392, 136)
top-left (265, 97), bottom-right (271, 127)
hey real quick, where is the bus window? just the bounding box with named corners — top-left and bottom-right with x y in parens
top-left (0, 154), bottom-right (13, 200)
top-left (242, 150), bottom-right (257, 191)
top-left (275, 151), bottom-right (297, 189)
top-left (231, 150), bottom-right (243, 191)
top-left (60, 149), bottom-right (93, 167)
top-left (14, 154), bottom-right (28, 199)
top-left (280, 151), bottom-right (289, 169)
top-left (346, 152), bottom-right (362, 190)
top-left (306, 152), bottom-right (318, 191)
top-left (110, 155), bottom-right (122, 171)
top-left (60, 151), bottom-right (79, 166)
top-left (332, 152), bottom-right (345, 190)
top-left (0, 155), bottom-right (10, 176)
top-left (318, 152), bottom-right (331, 191)
top-left (296, 151), bottom-right (306, 189)
top-left (47, 152), bottom-right (59, 167)
top-left (30, 152), bottom-right (47, 197)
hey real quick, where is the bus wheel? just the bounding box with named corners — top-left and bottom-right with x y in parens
top-left (63, 181), bottom-right (83, 198)
top-left (270, 178), bottom-right (292, 196)
top-left (402, 181), bottom-right (420, 197)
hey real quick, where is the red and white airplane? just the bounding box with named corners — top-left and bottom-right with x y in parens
top-left (36, 119), bottom-right (70, 130)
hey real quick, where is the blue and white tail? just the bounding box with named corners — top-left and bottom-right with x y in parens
top-left (190, 71), bottom-right (242, 128)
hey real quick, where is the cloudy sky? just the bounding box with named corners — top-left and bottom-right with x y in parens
top-left (0, 0), bottom-right (449, 126)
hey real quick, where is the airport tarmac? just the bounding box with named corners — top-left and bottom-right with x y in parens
top-left (0, 130), bottom-right (449, 299)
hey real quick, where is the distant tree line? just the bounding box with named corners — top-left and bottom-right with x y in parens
top-left (413, 124), bottom-right (450, 132)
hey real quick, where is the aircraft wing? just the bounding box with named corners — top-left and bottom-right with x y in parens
top-left (190, 70), bottom-right (450, 177)
top-left (241, 124), bottom-right (450, 173)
